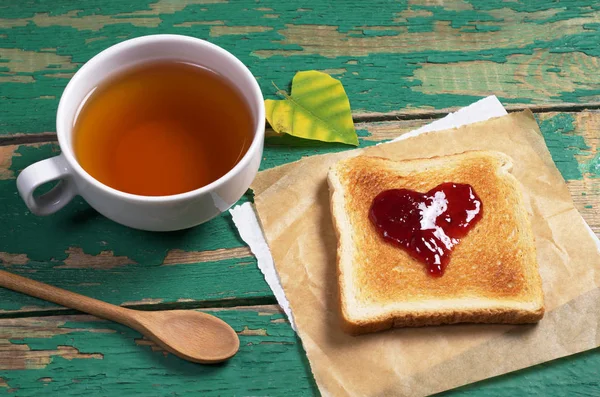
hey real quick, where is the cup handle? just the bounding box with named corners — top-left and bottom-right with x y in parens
top-left (16, 155), bottom-right (78, 215)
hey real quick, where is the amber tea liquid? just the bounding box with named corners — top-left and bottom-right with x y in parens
top-left (73, 61), bottom-right (253, 196)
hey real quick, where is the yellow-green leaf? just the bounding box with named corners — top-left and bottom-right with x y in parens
top-left (265, 71), bottom-right (358, 146)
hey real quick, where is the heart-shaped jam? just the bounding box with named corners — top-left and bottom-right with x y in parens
top-left (369, 183), bottom-right (482, 277)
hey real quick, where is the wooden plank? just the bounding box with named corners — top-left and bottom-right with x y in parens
top-left (0, 142), bottom-right (272, 313)
top-left (0, 306), bottom-right (317, 396)
top-left (0, 110), bottom-right (598, 315)
top-left (0, 306), bottom-right (598, 396)
top-left (3, 1), bottom-right (600, 134)
top-left (3, 101), bottom-right (600, 147)
top-left (537, 111), bottom-right (600, 235)
top-left (1, 1), bottom-right (598, 394)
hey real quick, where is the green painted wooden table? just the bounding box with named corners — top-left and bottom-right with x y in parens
top-left (1, 1), bottom-right (599, 395)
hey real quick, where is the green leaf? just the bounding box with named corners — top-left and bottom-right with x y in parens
top-left (265, 71), bottom-right (358, 146)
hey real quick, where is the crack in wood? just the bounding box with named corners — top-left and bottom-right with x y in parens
top-left (0, 298), bottom-right (280, 320)
top-left (0, 133), bottom-right (57, 147)
top-left (120, 298), bottom-right (164, 306)
top-left (3, 104), bottom-right (600, 147)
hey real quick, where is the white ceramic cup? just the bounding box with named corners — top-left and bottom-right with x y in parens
top-left (16, 35), bottom-right (265, 231)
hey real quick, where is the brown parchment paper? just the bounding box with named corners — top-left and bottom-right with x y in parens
top-left (252, 111), bottom-right (600, 397)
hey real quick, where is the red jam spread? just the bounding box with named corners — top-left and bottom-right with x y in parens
top-left (369, 183), bottom-right (482, 277)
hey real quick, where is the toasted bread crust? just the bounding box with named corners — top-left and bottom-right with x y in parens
top-left (339, 305), bottom-right (545, 335)
top-left (328, 151), bottom-right (544, 335)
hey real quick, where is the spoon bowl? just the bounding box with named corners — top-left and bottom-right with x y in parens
top-left (0, 269), bottom-right (240, 364)
top-left (133, 310), bottom-right (240, 363)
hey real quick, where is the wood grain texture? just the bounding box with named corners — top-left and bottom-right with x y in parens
top-left (0, 306), bottom-right (598, 396)
top-left (1, 1), bottom-right (600, 394)
top-left (0, 306), bottom-right (317, 396)
top-left (0, 111), bottom-right (594, 392)
top-left (0, 269), bottom-right (242, 364)
top-left (0, 145), bottom-right (270, 314)
top-left (0, 110), bottom-right (598, 316)
top-left (2, 0), bottom-right (600, 134)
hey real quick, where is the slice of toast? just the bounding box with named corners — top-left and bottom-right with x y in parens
top-left (327, 151), bottom-right (544, 334)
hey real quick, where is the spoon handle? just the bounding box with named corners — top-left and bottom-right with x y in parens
top-left (0, 269), bottom-right (133, 324)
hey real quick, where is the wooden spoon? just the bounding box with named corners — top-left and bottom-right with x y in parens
top-left (0, 269), bottom-right (239, 364)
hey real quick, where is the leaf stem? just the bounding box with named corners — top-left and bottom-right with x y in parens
top-left (271, 81), bottom-right (290, 99)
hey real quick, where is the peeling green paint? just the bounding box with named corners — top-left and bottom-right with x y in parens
top-left (0, 127), bottom-right (373, 312)
top-left (0, 107), bottom-right (595, 314)
top-left (474, 25), bottom-right (501, 32)
top-left (5, 145), bottom-right (246, 264)
top-left (0, 144), bottom-right (273, 311)
top-left (2, 1), bottom-right (600, 133)
top-left (0, 311), bottom-right (317, 396)
top-left (579, 153), bottom-right (600, 177)
top-left (354, 29), bottom-right (399, 37)
top-left (0, 254), bottom-right (271, 312)
top-left (536, 113), bottom-right (590, 180)
top-left (407, 5), bottom-right (503, 31)
top-left (0, 311), bottom-right (598, 396)
top-left (1, 2), bottom-right (600, 394)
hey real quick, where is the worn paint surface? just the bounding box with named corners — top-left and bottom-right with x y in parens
top-left (1, 1), bottom-right (600, 395)
top-left (0, 113), bottom-right (598, 394)
top-left (0, 111), bottom-right (597, 315)
top-left (2, 1), bottom-right (600, 134)
top-left (0, 309), bottom-right (598, 396)
top-left (0, 147), bottom-right (273, 313)
top-left (0, 308), bottom-right (317, 396)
